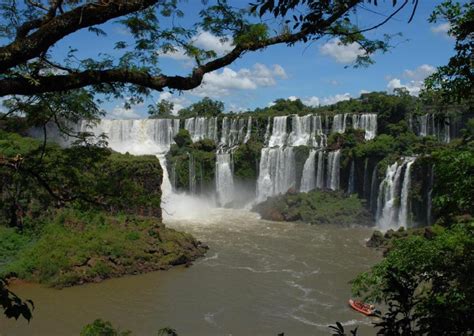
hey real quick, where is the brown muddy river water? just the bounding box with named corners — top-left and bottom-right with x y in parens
top-left (1, 208), bottom-right (380, 335)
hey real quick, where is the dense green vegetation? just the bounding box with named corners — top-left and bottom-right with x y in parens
top-left (166, 130), bottom-right (216, 194)
top-left (0, 209), bottom-right (206, 288)
top-left (352, 223), bottom-right (474, 335)
top-left (0, 131), bottom-right (164, 226)
top-left (254, 190), bottom-right (372, 226)
top-left (0, 131), bottom-right (207, 288)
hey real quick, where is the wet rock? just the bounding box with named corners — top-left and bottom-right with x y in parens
top-left (366, 230), bottom-right (385, 248)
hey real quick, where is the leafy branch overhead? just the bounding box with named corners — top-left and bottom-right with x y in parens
top-left (0, 0), bottom-right (417, 100)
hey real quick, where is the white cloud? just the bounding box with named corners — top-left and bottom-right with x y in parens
top-left (320, 93), bottom-right (351, 105)
top-left (359, 89), bottom-right (370, 95)
top-left (192, 63), bottom-right (288, 97)
top-left (274, 93), bottom-right (351, 107)
top-left (160, 46), bottom-right (191, 61)
top-left (273, 64), bottom-right (288, 79)
top-left (403, 64), bottom-right (436, 81)
top-left (228, 103), bottom-right (249, 113)
top-left (302, 96), bottom-right (320, 107)
top-left (193, 31), bottom-right (233, 55)
top-left (160, 30), bottom-right (233, 63)
top-left (431, 22), bottom-right (452, 38)
top-left (108, 106), bottom-right (140, 120)
top-left (319, 38), bottom-right (366, 64)
top-left (387, 64), bottom-right (436, 96)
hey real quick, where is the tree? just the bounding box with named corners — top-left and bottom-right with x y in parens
top-left (0, 278), bottom-right (33, 322)
top-left (178, 97), bottom-right (224, 118)
top-left (148, 99), bottom-right (174, 118)
top-left (423, 0), bottom-right (474, 102)
top-left (0, 0), bottom-right (417, 105)
top-left (352, 223), bottom-right (474, 335)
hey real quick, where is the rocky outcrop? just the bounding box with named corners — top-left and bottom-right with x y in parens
top-left (253, 190), bottom-right (374, 226)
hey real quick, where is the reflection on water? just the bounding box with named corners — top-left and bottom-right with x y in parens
top-left (1, 209), bottom-right (380, 336)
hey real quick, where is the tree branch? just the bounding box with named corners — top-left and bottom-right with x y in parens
top-left (0, 0), bottom-right (360, 96)
top-left (2, 0), bottom-right (161, 73)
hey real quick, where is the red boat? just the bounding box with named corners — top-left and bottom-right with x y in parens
top-left (348, 299), bottom-right (376, 316)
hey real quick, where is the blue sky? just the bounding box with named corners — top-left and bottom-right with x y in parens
top-left (49, 0), bottom-right (459, 118)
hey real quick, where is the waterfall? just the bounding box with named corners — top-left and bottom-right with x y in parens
top-left (369, 163), bottom-right (378, 214)
top-left (220, 117), bottom-right (229, 146)
top-left (419, 114), bottom-right (428, 136)
top-left (353, 114), bottom-right (377, 140)
top-left (362, 158), bottom-right (369, 199)
top-left (170, 162), bottom-right (177, 191)
top-left (348, 160), bottom-right (355, 194)
top-left (243, 117), bottom-right (252, 143)
top-left (417, 113), bottom-right (451, 143)
top-left (427, 164), bottom-right (435, 226)
top-left (326, 150), bottom-right (341, 191)
top-left (79, 119), bottom-right (179, 155)
top-left (268, 116), bottom-right (288, 147)
top-left (184, 117), bottom-right (218, 142)
top-left (398, 157), bottom-right (416, 228)
top-left (332, 114), bottom-right (344, 133)
top-left (256, 147), bottom-right (296, 202)
top-left (188, 153), bottom-right (196, 194)
top-left (376, 161), bottom-right (402, 231)
top-left (216, 152), bottom-right (235, 206)
top-left (263, 117), bottom-right (271, 145)
top-left (288, 115), bottom-right (312, 146)
top-left (300, 149), bottom-right (317, 192)
top-left (376, 157), bottom-right (416, 231)
top-left (316, 150), bottom-right (325, 189)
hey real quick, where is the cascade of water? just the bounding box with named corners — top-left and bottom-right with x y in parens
top-left (229, 118), bottom-right (240, 147)
top-left (376, 158), bottom-right (416, 230)
top-left (300, 149), bottom-right (317, 192)
top-left (188, 153), bottom-right (196, 194)
top-left (268, 116), bottom-right (288, 147)
top-left (343, 113), bottom-right (349, 132)
top-left (256, 147), bottom-right (296, 202)
top-left (263, 117), bottom-right (271, 145)
top-left (353, 114), bottom-right (377, 140)
top-left (316, 150), bottom-right (325, 189)
top-left (81, 119), bottom-right (179, 154)
top-left (443, 117), bottom-right (451, 143)
top-left (156, 155), bottom-right (173, 207)
top-left (398, 157), bottom-right (416, 228)
top-left (362, 158), bottom-right (369, 198)
top-left (427, 164), bottom-right (435, 226)
top-left (376, 161), bottom-right (401, 231)
top-left (216, 151), bottom-right (235, 206)
top-left (310, 115), bottom-right (323, 147)
top-left (326, 150), bottom-right (341, 191)
top-left (288, 115), bottom-right (312, 146)
top-left (348, 160), bottom-right (355, 194)
top-left (244, 117), bottom-right (252, 143)
top-left (220, 117), bottom-right (229, 146)
top-left (419, 114), bottom-right (429, 137)
top-left (236, 118), bottom-right (246, 143)
top-left (369, 163), bottom-right (379, 214)
top-left (170, 162), bottom-right (177, 190)
top-left (332, 114), bottom-right (344, 133)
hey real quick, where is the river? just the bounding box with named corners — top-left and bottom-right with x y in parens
top-left (1, 206), bottom-right (380, 336)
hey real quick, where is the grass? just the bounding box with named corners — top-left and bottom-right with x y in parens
top-left (0, 209), bottom-right (205, 287)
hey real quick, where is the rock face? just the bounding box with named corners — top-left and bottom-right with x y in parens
top-left (366, 226), bottom-right (439, 255)
top-left (253, 190), bottom-right (374, 226)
